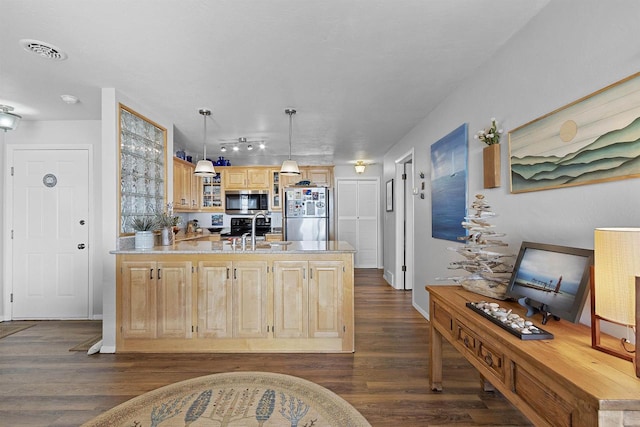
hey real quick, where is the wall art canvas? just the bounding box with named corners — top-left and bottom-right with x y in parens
top-left (509, 72), bottom-right (640, 193)
top-left (431, 123), bottom-right (468, 242)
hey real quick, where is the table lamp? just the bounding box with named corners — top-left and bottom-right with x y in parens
top-left (593, 228), bottom-right (639, 376)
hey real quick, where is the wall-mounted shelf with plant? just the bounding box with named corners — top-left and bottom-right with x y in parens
top-left (474, 118), bottom-right (503, 189)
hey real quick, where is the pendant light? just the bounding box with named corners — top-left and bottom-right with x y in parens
top-left (194, 108), bottom-right (216, 177)
top-left (280, 108), bottom-right (300, 175)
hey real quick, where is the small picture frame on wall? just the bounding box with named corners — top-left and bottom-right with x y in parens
top-left (386, 179), bottom-right (394, 211)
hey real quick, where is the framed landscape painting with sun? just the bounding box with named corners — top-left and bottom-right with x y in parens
top-left (509, 72), bottom-right (640, 193)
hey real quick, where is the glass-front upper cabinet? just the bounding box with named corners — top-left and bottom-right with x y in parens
top-left (201, 172), bottom-right (224, 211)
top-left (118, 104), bottom-right (167, 234)
top-left (271, 170), bottom-right (281, 211)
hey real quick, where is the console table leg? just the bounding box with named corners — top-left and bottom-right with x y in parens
top-left (480, 374), bottom-right (495, 392)
top-left (430, 323), bottom-right (443, 391)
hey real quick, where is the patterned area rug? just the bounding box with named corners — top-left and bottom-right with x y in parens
top-left (82, 371), bottom-right (370, 427)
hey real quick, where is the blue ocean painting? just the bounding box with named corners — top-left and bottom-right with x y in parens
top-left (431, 124), bottom-right (468, 242)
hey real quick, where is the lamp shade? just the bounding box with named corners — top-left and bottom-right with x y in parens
top-left (594, 227), bottom-right (640, 327)
top-left (280, 159), bottom-right (300, 176)
top-left (0, 110), bottom-right (21, 131)
top-left (194, 159), bottom-right (216, 177)
top-left (355, 161), bottom-right (366, 174)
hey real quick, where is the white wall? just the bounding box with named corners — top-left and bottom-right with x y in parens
top-left (2, 120), bottom-right (101, 319)
top-left (383, 1), bottom-right (640, 321)
top-left (100, 88), bottom-right (174, 352)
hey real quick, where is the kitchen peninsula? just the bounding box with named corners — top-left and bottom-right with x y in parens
top-left (111, 240), bottom-right (355, 353)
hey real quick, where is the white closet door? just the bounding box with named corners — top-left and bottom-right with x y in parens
top-left (336, 179), bottom-right (379, 268)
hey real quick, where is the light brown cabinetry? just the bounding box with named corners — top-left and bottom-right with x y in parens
top-left (270, 170), bottom-right (281, 210)
top-left (427, 285), bottom-right (640, 427)
top-left (279, 166), bottom-right (334, 188)
top-left (272, 260), bottom-right (343, 339)
top-left (120, 260), bottom-right (193, 340)
top-left (173, 157), bottom-right (198, 211)
top-left (116, 252), bottom-right (354, 353)
top-left (224, 167), bottom-right (269, 189)
top-left (200, 172), bottom-right (224, 211)
top-left (197, 260), bottom-right (267, 339)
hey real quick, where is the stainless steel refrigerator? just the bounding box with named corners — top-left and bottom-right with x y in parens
top-left (283, 187), bottom-right (329, 241)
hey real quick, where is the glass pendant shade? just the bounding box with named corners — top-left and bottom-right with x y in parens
top-left (281, 108), bottom-right (300, 176)
top-left (354, 161), bottom-right (366, 174)
top-left (0, 105), bottom-right (21, 131)
top-left (194, 108), bottom-right (216, 177)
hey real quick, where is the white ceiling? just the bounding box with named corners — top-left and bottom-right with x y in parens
top-left (2, 0), bottom-right (548, 166)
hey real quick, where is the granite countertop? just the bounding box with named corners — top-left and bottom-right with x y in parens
top-left (110, 240), bottom-right (356, 254)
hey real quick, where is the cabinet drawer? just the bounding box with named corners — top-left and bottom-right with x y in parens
top-left (457, 322), bottom-right (505, 381)
top-left (514, 364), bottom-right (574, 427)
top-left (477, 340), bottom-right (504, 381)
top-left (432, 301), bottom-right (453, 334)
top-left (456, 323), bottom-right (477, 352)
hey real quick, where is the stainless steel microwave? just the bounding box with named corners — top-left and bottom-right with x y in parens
top-left (225, 190), bottom-right (269, 214)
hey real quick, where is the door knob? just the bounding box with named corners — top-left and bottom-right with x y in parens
top-left (77, 243), bottom-right (86, 249)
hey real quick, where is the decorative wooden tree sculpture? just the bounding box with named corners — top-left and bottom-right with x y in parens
top-left (446, 194), bottom-right (514, 300)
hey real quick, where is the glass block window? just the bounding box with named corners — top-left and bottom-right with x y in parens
top-left (119, 104), bottom-right (167, 234)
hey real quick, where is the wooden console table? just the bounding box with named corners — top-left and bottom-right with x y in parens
top-left (426, 285), bottom-right (640, 427)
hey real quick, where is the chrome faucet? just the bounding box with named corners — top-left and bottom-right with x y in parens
top-left (251, 210), bottom-right (268, 250)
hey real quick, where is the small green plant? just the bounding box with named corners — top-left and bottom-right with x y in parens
top-left (156, 212), bottom-right (181, 228)
top-left (130, 216), bottom-right (158, 231)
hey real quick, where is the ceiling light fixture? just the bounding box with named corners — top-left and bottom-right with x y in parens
top-left (194, 109), bottom-right (216, 177)
top-left (0, 105), bottom-right (21, 132)
top-left (355, 161), bottom-right (367, 174)
top-left (60, 94), bottom-right (79, 104)
top-left (280, 108), bottom-right (300, 176)
top-left (247, 144), bottom-right (253, 151)
top-left (221, 146), bottom-right (227, 152)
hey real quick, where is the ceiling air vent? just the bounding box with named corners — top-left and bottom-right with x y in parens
top-left (20, 39), bottom-right (68, 60)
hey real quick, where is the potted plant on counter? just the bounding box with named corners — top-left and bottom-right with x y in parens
top-left (130, 216), bottom-right (158, 249)
top-left (156, 211), bottom-right (180, 246)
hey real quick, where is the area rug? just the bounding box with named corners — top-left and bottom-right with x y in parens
top-left (0, 322), bottom-right (37, 340)
top-left (82, 371), bottom-right (371, 427)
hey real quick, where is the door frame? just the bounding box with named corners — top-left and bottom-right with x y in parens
top-left (3, 144), bottom-right (95, 320)
top-left (394, 149), bottom-right (414, 291)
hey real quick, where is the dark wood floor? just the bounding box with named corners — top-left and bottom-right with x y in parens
top-left (0, 269), bottom-right (531, 427)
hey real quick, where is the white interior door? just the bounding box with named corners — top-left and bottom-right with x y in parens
top-left (336, 179), bottom-right (379, 268)
top-left (11, 149), bottom-right (90, 319)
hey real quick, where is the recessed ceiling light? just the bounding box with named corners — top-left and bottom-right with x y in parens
top-left (60, 94), bottom-right (79, 104)
top-left (20, 39), bottom-right (68, 60)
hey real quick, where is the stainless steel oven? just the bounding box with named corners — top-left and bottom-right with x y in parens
top-left (225, 190), bottom-right (269, 214)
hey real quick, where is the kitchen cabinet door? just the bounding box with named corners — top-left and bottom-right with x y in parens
top-left (120, 260), bottom-right (192, 339)
top-left (304, 167), bottom-right (333, 187)
top-left (273, 261), bottom-right (308, 338)
top-left (156, 261), bottom-right (193, 339)
top-left (173, 158), bottom-right (197, 211)
top-left (232, 261), bottom-right (268, 338)
top-left (200, 172), bottom-right (224, 211)
top-left (247, 168), bottom-right (269, 188)
top-left (309, 261), bottom-right (344, 338)
top-left (270, 170), bottom-right (281, 211)
top-left (225, 169), bottom-right (247, 189)
top-left (225, 167), bottom-right (270, 189)
top-left (121, 261), bottom-right (157, 339)
top-left (197, 261), bottom-right (233, 338)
